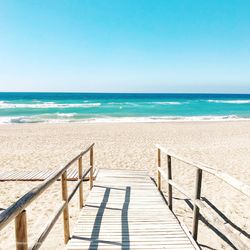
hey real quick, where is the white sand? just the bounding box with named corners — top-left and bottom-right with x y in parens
top-left (0, 122), bottom-right (249, 249)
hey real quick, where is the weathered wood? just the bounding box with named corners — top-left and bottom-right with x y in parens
top-left (67, 169), bottom-right (198, 250)
top-left (155, 144), bottom-right (250, 198)
top-left (192, 169), bottom-right (202, 240)
top-left (69, 180), bottom-right (83, 202)
top-left (0, 167), bottom-right (98, 182)
top-left (157, 148), bottom-right (161, 191)
top-left (89, 147), bottom-right (94, 190)
top-left (167, 155), bottom-right (173, 210)
top-left (157, 166), bottom-right (249, 249)
top-left (30, 167), bottom-right (92, 250)
top-left (168, 179), bottom-right (193, 200)
top-left (0, 144), bottom-right (94, 231)
top-left (15, 210), bottom-right (28, 250)
top-left (78, 157), bottom-right (84, 208)
top-left (156, 144), bottom-right (250, 248)
top-left (30, 201), bottom-right (67, 250)
top-left (61, 171), bottom-right (70, 244)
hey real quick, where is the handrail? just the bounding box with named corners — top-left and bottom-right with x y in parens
top-left (30, 167), bottom-right (92, 250)
top-left (0, 143), bottom-right (95, 250)
top-left (156, 144), bottom-right (250, 198)
top-left (156, 144), bottom-right (249, 250)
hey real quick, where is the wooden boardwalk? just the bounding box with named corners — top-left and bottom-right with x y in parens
top-left (67, 169), bottom-right (199, 250)
top-left (0, 168), bottom-right (98, 181)
top-left (1, 144), bottom-right (248, 250)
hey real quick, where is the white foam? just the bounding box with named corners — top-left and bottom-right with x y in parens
top-left (208, 100), bottom-right (250, 104)
top-left (107, 101), bottom-right (184, 106)
top-left (80, 115), bottom-right (244, 123)
top-left (56, 113), bottom-right (76, 118)
top-left (0, 116), bottom-right (43, 124)
top-left (107, 102), bottom-right (140, 107)
top-left (151, 101), bottom-right (183, 105)
top-left (1, 114), bottom-right (248, 124)
top-left (0, 102), bottom-right (101, 109)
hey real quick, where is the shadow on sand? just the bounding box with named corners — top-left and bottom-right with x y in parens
top-left (176, 196), bottom-right (249, 250)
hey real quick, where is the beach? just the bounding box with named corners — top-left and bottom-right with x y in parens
top-left (0, 121), bottom-right (249, 249)
top-left (2, 0), bottom-right (250, 248)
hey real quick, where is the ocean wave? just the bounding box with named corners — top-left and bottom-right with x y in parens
top-left (0, 101), bottom-right (101, 109)
top-left (0, 114), bottom-right (248, 124)
top-left (208, 100), bottom-right (250, 104)
top-left (81, 115), bottom-right (243, 123)
top-left (56, 113), bottom-right (76, 117)
top-left (0, 115), bottom-right (74, 124)
top-left (107, 101), bottom-right (184, 106)
top-left (151, 101), bottom-right (183, 105)
top-left (0, 116), bottom-right (44, 124)
top-left (107, 102), bottom-right (140, 107)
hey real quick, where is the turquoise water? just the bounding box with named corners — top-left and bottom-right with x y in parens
top-left (0, 93), bottom-right (250, 123)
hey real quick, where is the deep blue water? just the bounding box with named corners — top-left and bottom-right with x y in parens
top-left (0, 92), bottom-right (250, 123)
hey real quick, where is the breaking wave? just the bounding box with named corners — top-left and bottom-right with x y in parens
top-left (150, 101), bottom-right (184, 105)
top-left (208, 100), bottom-right (250, 104)
top-left (0, 101), bottom-right (101, 109)
top-left (0, 114), bottom-right (248, 124)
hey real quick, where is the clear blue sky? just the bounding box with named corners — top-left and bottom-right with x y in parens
top-left (0, 0), bottom-right (250, 93)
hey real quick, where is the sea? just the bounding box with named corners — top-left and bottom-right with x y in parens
top-left (0, 92), bottom-right (250, 124)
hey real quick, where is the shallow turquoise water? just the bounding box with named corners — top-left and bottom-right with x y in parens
top-left (0, 93), bottom-right (250, 123)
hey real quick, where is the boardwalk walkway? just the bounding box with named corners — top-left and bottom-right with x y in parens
top-left (0, 168), bottom-right (98, 181)
top-left (1, 144), bottom-right (248, 250)
top-left (67, 169), bottom-right (199, 250)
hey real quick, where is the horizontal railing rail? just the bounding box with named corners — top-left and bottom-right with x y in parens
top-left (0, 143), bottom-right (95, 250)
top-left (156, 144), bottom-right (250, 198)
top-left (156, 144), bottom-right (249, 250)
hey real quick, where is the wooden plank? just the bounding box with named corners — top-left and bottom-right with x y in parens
top-left (67, 169), bottom-right (198, 250)
top-left (0, 167), bottom-right (98, 181)
top-left (30, 170), bottom-right (43, 180)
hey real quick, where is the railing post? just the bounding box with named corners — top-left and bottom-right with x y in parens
top-left (61, 171), bottom-right (70, 243)
top-left (157, 148), bottom-right (161, 191)
top-left (90, 147), bottom-right (94, 190)
top-left (192, 168), bottom-right (203, 241)
top-left (15, 210), bottom-right (28, 250)
top-left (167, 155), bottom-right (173, 210)
top-left (78, 157), bottom-right (84, 208)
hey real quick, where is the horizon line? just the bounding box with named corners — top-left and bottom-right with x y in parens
top-left (0, 91), bottom-right (250, 95)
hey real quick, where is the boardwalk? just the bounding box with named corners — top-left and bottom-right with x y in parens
top-left (1, 144), bottom-right (248, 250)
top-left (0, 168), bottom-right (98, 181)
top-left (67, 169), bottom-right (199, 250)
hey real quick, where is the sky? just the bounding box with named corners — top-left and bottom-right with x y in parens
top-left (0, 0), bottom-right (250, 93)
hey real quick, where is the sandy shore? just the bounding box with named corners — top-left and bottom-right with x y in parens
top-left (0, 121), bottom-right (249, 249)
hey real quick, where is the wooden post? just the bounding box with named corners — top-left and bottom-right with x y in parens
top-left (78, 157), bottom-right (84, 208)
top-left (89, 147), bottom-right (94, 190)
top-left (167, 155), bottom-right (173, 210)
top-left (61, 171), bottom-right (70, 243)
top-left (192, 168), bottom-right (203, 241)
top-left (157, 148), bottom-right (161, 191)
top-left (15, 210), bottom-right (28, 250)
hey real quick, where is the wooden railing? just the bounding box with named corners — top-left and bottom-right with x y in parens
top-left (156, 144), bottom-right (250, 250)
top-left (0, 143), bottom-right (95, 250)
